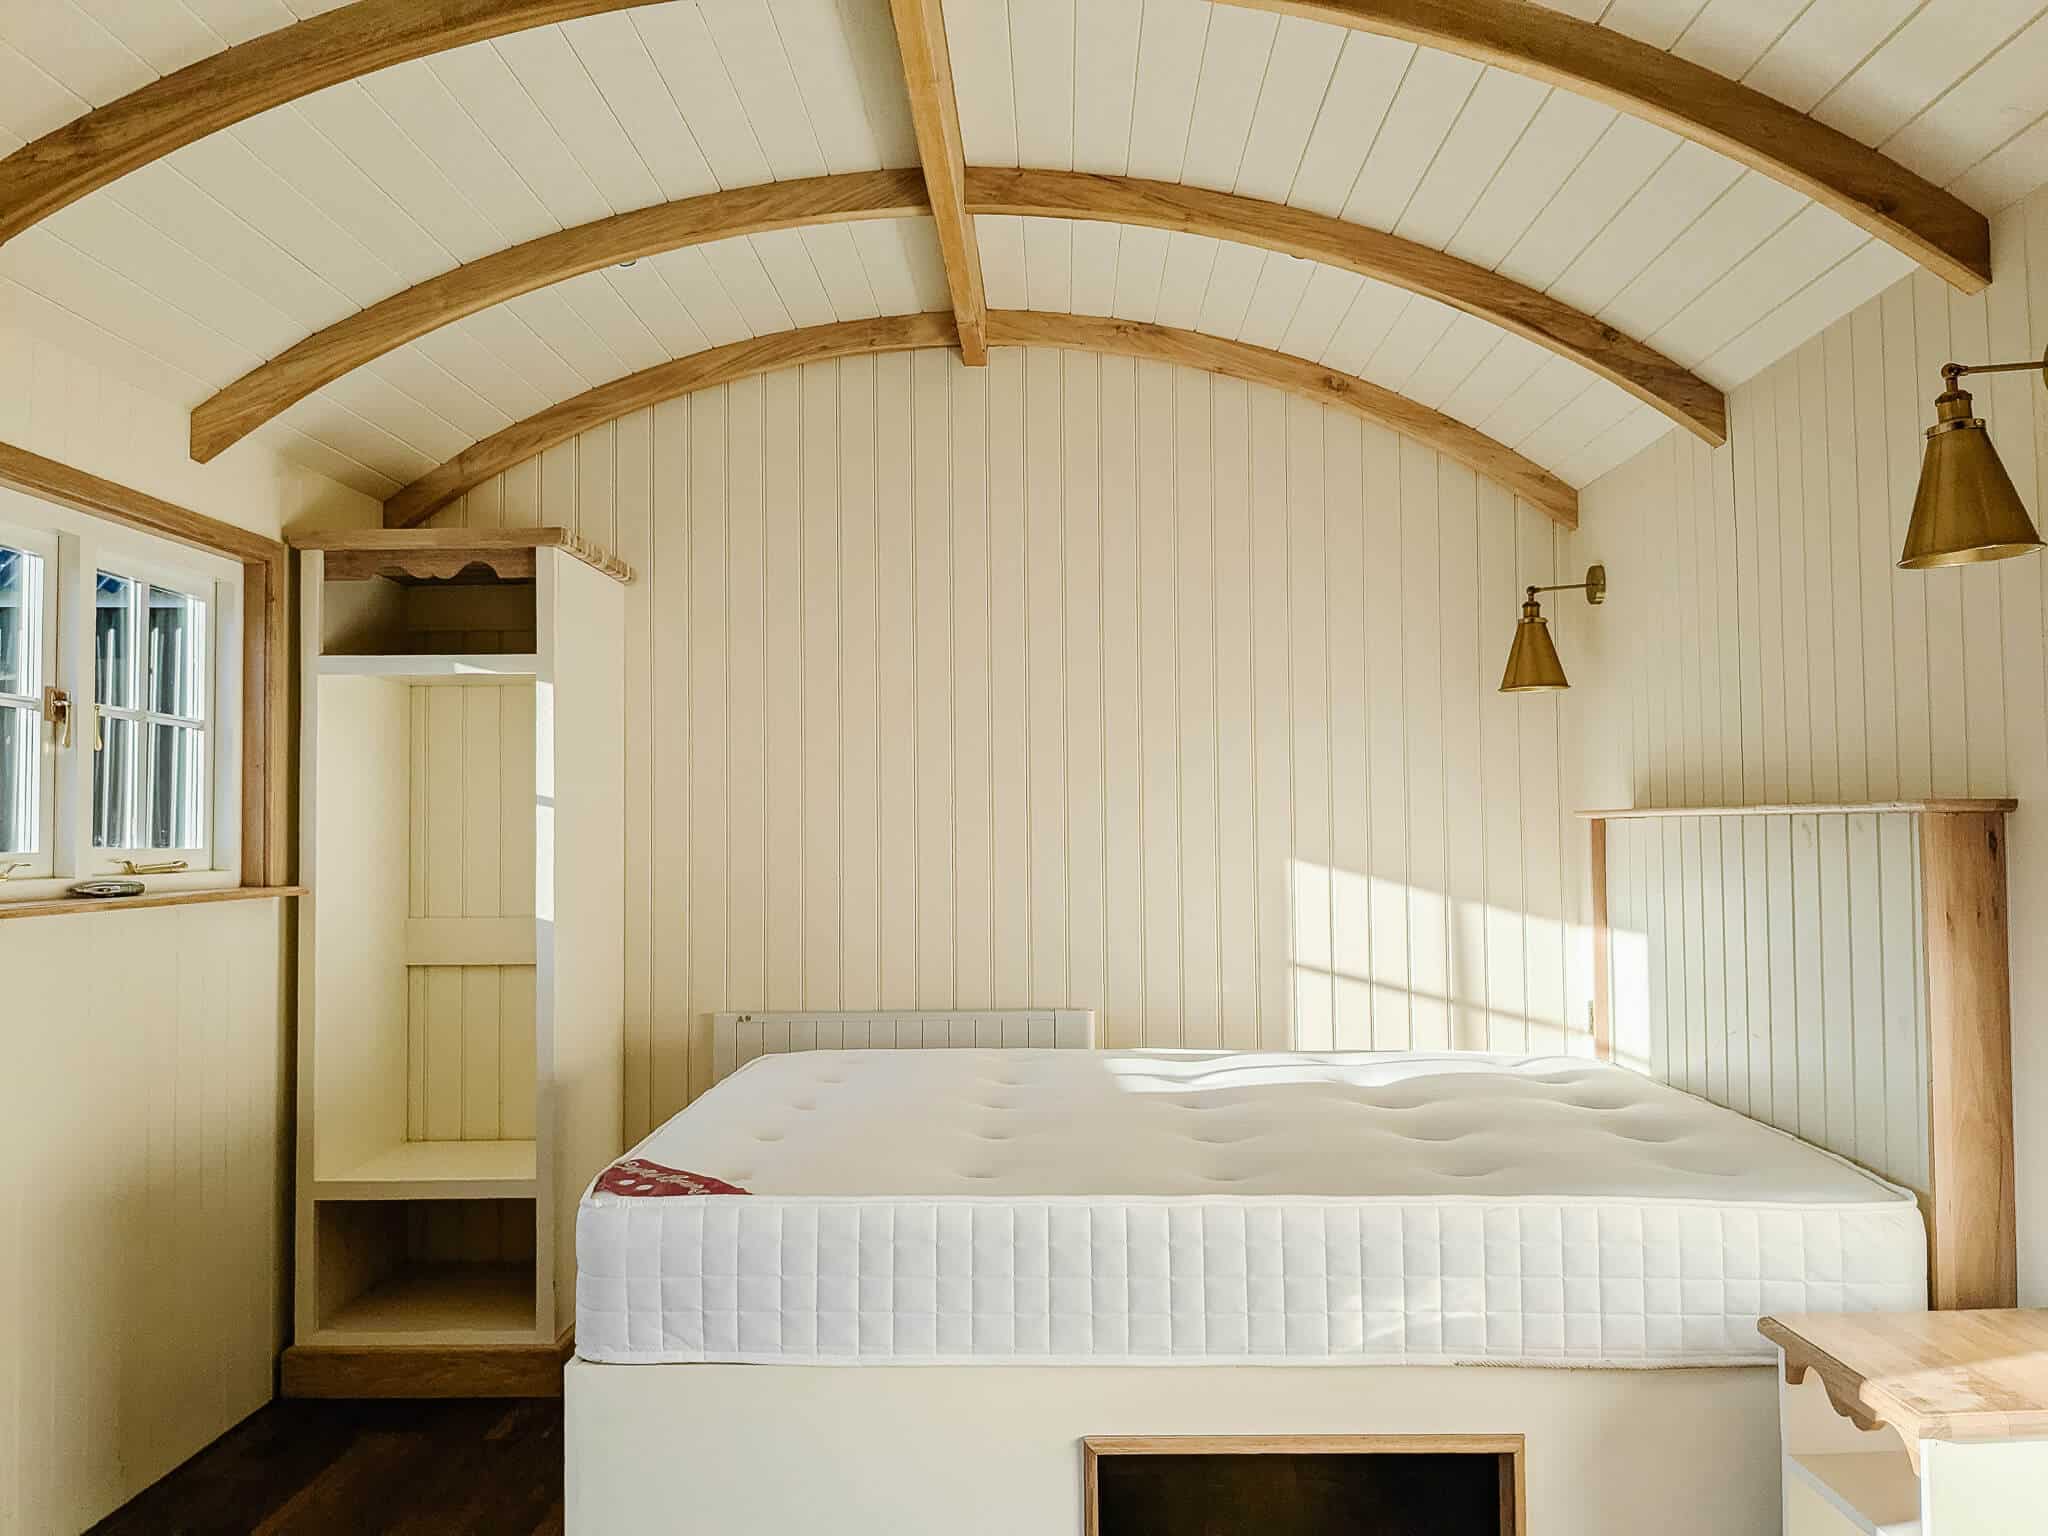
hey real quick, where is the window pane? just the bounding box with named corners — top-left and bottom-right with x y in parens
top-left (0, 703), bottom-right (35, 854)
top-left (97, 572), bottom-right (137, 710)
top-left (147, 723), bottom-right (205, 850)
top-left (0, 544), bottom-right (40, 698)
top-left (93, 713), bottom-right (139, 849)
top-left (147, 585), bottom-right (205, 720)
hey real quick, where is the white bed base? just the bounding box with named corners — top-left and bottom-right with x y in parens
top-left (565, 1357), bottom-right (1778, 1533)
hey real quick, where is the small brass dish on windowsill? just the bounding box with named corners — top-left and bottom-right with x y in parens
top-left (69, 879), bottom-right (147, 899)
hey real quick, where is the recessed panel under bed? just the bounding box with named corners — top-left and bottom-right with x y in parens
top-left (576, 1051), bottom-right (1925, 1368)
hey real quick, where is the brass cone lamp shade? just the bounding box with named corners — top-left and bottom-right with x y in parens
top-left (1500, 594), bottom-right (1569, 693)
top-left (1900, 384), bottom-right (2044, 568)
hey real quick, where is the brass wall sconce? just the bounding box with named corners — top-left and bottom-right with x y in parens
top-left (1500, 564), bottom-right (1606, 693)
top-left (1900, 347), bottom-right (2048, 569)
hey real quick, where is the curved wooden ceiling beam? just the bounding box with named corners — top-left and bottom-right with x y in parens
top-left (1220, 0), bottom-right (1991, 293)
top-left (384, 313), bottom-right (963, 527)
top-left (382, 310), bottom-right (1576, 531)
top-left (966, 166), bottom-right (1725, 446)
top-left (1220, 0), bottom-right (1990, 294)
top-left (197, 167), bottom-right (1721, 461)
top-left (989, 311), bottom-right (1577, 526)
top-left (191, 169), bottom-right (930, 462)
top-left (0, 0), bottom-right (653, 250)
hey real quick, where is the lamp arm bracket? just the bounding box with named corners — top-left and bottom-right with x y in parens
top-left (1527, 563), bottom-right (1608, 605)
top-left (1946, 347), bottom-right (2048, 387)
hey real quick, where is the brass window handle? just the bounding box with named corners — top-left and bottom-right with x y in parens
top-left (43, 686), bottom-right (72, 748)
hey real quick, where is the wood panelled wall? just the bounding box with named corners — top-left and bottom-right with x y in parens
top-left (0, 310), bottom-right (376, 1533)
top-left (1571, 181), bottom-right (2048, 1299)
top-left (0, 901), bottom-right (287, 1536)
top-left (1604, 812), bottom-right (1929, 1198)
top-left (430, 346), bottom-right (1592, 1137)
top-left (405, 682), bottom-right (538, 1144)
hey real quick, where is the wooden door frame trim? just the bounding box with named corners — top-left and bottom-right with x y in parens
top-left (887, 0), bottom-right (988, 365)
top-left (1082, 1433), bottom-right (1526, 1536)
top-left (192, 169), bottom-right (1724, 463)
top-left (0, 0), bottom-right (650, 252)
top-left (379, 310), bottom-right (1579, 530)
top-left (0, 441), bottom-right (291, 888)
top-left (1221, 0), bottom-right (1990, 294)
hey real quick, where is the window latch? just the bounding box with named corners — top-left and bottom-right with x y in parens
top-left (42, 686), bottom-right (71, 749)
top-left (0, 861), bottom-right (28, 881)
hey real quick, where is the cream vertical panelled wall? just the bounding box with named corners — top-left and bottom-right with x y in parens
top-left (0, 295), bottom-right (377, 1534)
top-left (1568, 181), bottom-right (2048, 1304)
top-left (429, 347), bottom-right (1591, 1139)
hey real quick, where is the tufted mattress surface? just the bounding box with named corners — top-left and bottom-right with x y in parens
top-left (576, 1050), bottom-right (1926, 1368)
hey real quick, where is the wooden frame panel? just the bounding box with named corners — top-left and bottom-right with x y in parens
top-left (381, 311), bottom-right (1577, 529)
top-left (1582, 800), bottom-right (2018, 1311)
top-left (888, 0), bottom-right (987, 364)
top-left (0, 440), bottom-right (292, 890)
top-left (188, 170), bottom-right (1726, 463)
top-left (1082, 1434), bottom-right (1526, 1536)
top-left (0, 0), bottom-right (647, 250)
top-left (1221, 0), bottom-right (1991, 294)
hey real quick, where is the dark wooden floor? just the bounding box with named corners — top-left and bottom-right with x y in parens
top-left (87, 1399), bottom-right (563, 1536)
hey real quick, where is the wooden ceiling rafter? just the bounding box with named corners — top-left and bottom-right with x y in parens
top-left (1222, 0), bottom-right (1992, 293)
top-left (0, 0), bottom-right (651, 250)
top-left (886, 0), bottom-right (990, 364)
top-left (378, 309), bottom-right (1579, 533)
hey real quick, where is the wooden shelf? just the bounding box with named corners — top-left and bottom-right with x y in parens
top-left (291, 525), bottom-right (633, 583)
top-left (318, 1262), bottom-right (536, 1344)
top-left (0, 884), bottom-right (304, 922)
top-left (316, 1140), bottom-right (537, 1201)
top-left (1787, 1451), bottom-right (1922, 1536)
top-left (1578, 800), bottom-right (2015, 819)
top-left (1762, 1312), bottom-right (2048, 1470)
top-left (316, 652), bottom-right (537, 681)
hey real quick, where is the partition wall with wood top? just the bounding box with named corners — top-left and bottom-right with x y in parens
top-left (1583, 800), bottom-right (2019, 1312)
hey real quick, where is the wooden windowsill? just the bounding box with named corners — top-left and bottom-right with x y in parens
top-left (0, 884), bottom-right (306, 921)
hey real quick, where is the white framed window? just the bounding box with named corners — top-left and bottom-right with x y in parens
top-left (0, 523), bottom-right (58, 880)
top-left (90, 561), bottom-right (216, 868)
top-left (0, 488), bottom-right (242, 901)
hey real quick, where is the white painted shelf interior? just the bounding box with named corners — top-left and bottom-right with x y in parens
top-left (315, 654), bottom-right (539, 681)
top-left (1786, 1450), bottom-right (1922, 1536)
top-left (297, 542), bottom-right (627, 1355)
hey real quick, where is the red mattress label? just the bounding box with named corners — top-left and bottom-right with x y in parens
top-left (596, 1159), bottom-right (751, 1197)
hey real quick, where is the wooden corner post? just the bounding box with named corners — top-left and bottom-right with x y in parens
top-left (1589, 815), bottom-right (1610, 1061)
top-left (1920, 808), bottom-right (2018, 1309)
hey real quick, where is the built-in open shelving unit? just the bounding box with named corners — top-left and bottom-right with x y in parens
top-left (285, 528), bottom-right (629, 1397)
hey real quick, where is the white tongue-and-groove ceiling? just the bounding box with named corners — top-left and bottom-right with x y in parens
top-left (1, 0), bottom-right (2044, 503)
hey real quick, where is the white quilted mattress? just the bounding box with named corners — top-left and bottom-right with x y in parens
top-left (576, 1050), bottom-right (1926, 1368)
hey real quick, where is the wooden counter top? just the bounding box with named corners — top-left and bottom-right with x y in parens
top-left (1760, 1310), bottom-right (2048, 1467)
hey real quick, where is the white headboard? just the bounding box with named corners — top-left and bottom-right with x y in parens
top-left (710, 1009), bottom-right (1097, 1085)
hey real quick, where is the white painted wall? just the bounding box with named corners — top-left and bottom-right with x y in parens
top-left (428, 345), bottom-right (1595, 1139)
top-left (1568, 181), bottom-right (2048, 1301)
top-left (0, 306), bottom-right (377, 1533)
